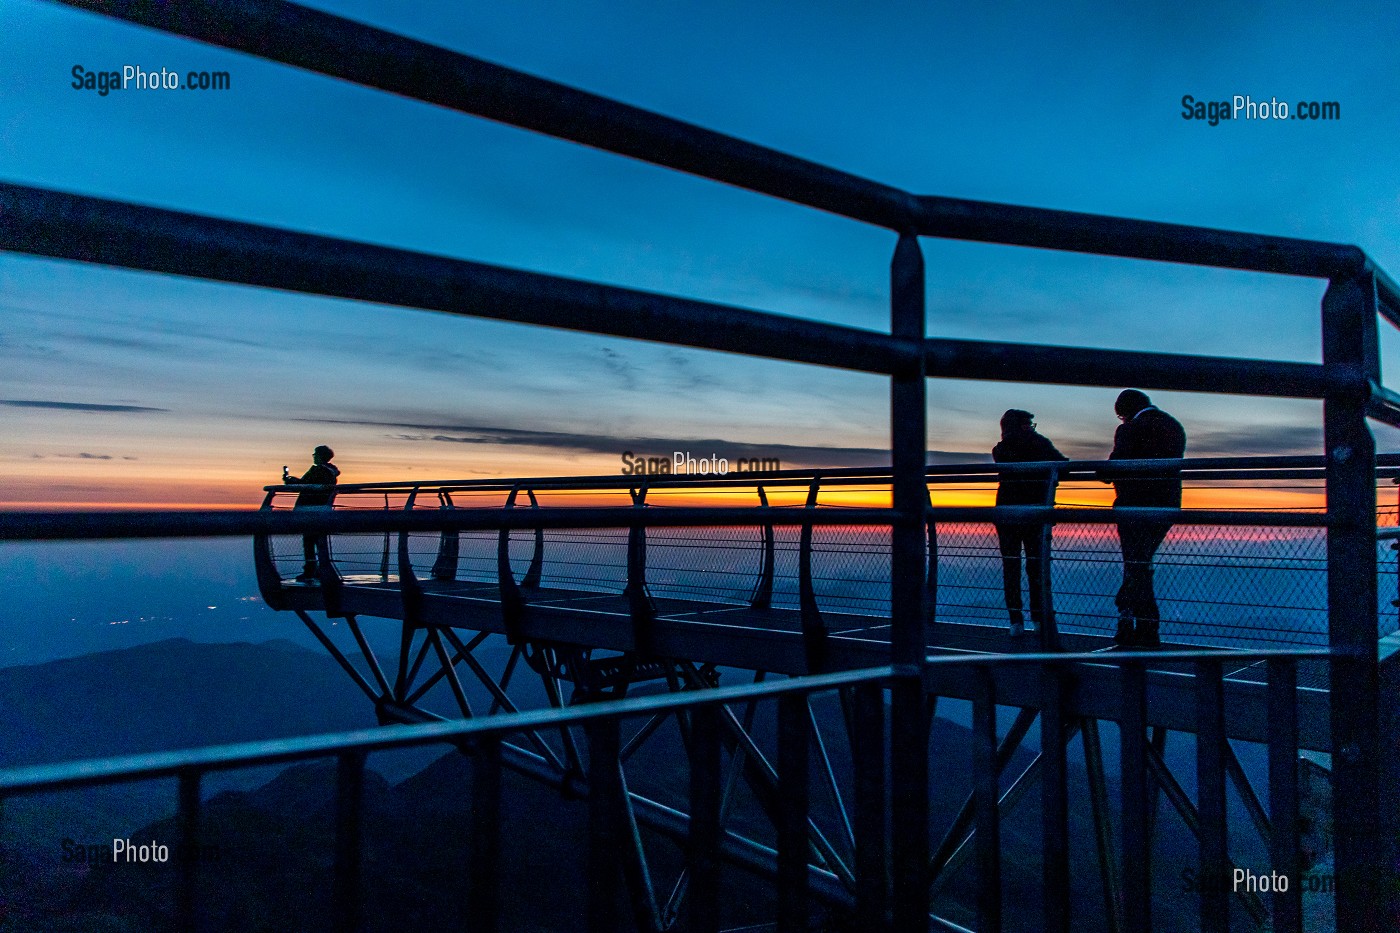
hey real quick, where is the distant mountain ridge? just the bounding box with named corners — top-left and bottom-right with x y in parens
top-left (0, 637), bottom-right (374, 769)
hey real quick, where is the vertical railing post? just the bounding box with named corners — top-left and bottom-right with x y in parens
top-left (890, 231), bottom-right (930, 932)
top-left (972, 666), bottom-right (1001, 933)
top-left (522, 489), bottom-right (544, 588)
top-left (750, 486), bottom-right (775, 610)
top-left (469, 735), bottom-right (503, 933)
top-left (1040, 663), bottom-right (1070, 933)
top-left (334, 750), bottom-right (366, 933)
top-left (379, 493), bottom-right (391, 581)
top-left (252, 489), bottom-right (290, 610)
top-left (777, 693), bottom-right (810, 933)
top-left (625, 485), bottom-right (657, 654)
top-left (497, 487), bottom-right (527, 644)
top-left (1267, 658), bottom-right (1302, 933)
top-left (431, 490), bottom-right (460, 581)
top-left (798, 477), bottom-right (827, 672)
top-left (851, 681), bottom-right (889, 927)
top-left (687, 705), bottom-right (722, 933)
top-left (925, 489), bottom-right (938, 625)
top-left (1195, 659), bottom-right (1228, 932)
top-left (587, 717), bottom-right (624, 933)
top-left (1038, 466), bottom-right (1059, 651)
top-left (1321, 271), bottom-right (1389, 927)
top-left (176, 768), bottom-right (202, 933)
top-left (1120, 660), bottom-right (1150, 932)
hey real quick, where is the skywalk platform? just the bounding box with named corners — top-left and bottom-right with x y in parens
top-left (269, 570), bottom-right (1336, 751)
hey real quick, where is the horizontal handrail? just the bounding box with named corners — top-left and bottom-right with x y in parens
top-left (7, 182), bottom-right (1383, 401)
top-left (0, 665), bottom-right (895, 796)
top-left (923, 336), bottom-right (1331, 397)
top-left (0, 501), bottom-right (1341, 542)
top-left (0, 506), bottom-right (900, 541)
top-left (46, 0), bottom-right (1384, 287)
top-left (0, 183), bottom-right (916, 378)
top-left (7, 181), bottom-right (1394, 418)
top-left (49, 0), bottom-right (920, 231)
top-left (272, 452), bottom-right (1400, 497)
top-left (0, 647), bottom-right (1329, 798)
top-left (914, 193), bottom-right (1366, 279)
top-left (924, 506), bottom-right (1326, 526)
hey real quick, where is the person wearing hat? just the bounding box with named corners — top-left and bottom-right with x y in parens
top-left (992, 409), bottom-right (1068, 636)
top-left (1107, 390), bottom-right (1186, 647)
top-left (282, 445), bottom-right (341, 582)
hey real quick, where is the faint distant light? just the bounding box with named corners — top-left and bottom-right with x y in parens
top-left (207, 605), bottom-right (217, 609)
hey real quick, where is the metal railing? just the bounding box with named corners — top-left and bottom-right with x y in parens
top-left (0, 1), bottom-right (1397, 930)
top-left (252, 454), bottom-right (1400, 653)
top-left (0, 647), bottom-right (1328, 933)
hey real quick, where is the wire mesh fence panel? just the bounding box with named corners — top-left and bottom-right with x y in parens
top-left (642, 526), bottom-right (766, 605)
top-left (256, 470), bottom-right (1400, 649)
top-left (533, 528), bottom-right (629, 595)
top-left (810, 524), bottom-right (892, 618)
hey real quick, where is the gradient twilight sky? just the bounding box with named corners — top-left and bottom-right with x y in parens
top-left (3, 0), bottom-right (1400, 507)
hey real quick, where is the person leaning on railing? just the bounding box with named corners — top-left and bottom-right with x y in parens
top-left (1104, 390), bottom-right (1186, 648)
top-left (281, 445), bottom-right (340, 582)
top-left (992, 409), bottom-right (1069, 637)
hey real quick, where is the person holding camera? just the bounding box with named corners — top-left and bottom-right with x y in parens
top-left (282, 445), bottom-right (340, 582)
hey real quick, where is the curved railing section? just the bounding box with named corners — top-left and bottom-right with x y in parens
top-left (254, 453), bottom-right (1400, 654)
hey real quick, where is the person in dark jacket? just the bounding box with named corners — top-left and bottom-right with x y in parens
top-left (283, 445), bottom-right (340, 581)
top-left (1107, 390), bottom-right (1186, 647)
top-left (993, 409), bottom-right (1068, 636)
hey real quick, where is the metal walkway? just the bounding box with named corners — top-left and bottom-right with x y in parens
top-left (252, 456), bottom-right (1393, 753)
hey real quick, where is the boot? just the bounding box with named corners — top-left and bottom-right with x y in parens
top-left (1114, 615), bottom-right (1135, 646)
top-left (296, 563), bottom-right (317, 583)
top-left (1136, 619), bottom-right (1161, 648)
top-left (1008, 609), bottom-right (1025, 638)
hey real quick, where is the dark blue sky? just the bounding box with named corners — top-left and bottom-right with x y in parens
top-left (3, 0), bottom-right (1399, 504)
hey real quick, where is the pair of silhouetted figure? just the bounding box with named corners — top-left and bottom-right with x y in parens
top-left (993, 390), bottom-right (1186, 646)
top-left (282, 445), bottom-right (340, 582)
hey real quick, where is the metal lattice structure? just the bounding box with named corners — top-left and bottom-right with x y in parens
top-left (3, 2), bottom-right (1400, 932)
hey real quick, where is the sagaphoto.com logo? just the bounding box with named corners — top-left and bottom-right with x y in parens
top-left (72, 63), bottom-right (231, 96)
top-left (1180, 93), bottom-right (1339, 126)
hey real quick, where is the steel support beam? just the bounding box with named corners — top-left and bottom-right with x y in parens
top-left (1083, 718), bottom-right (1122, 933)
top-left (1321, 272), bottom-right (1390, 928)
top-left (176, 769), bottom-right (201, 933)
top-left (685, 705), bottom-right (722, 933)
top-left (333, 750), bottom-right (366, 933)
top-left (1195, 660), bottom-right (1229, 931)
top-left (468, 735), bottom-right (502, 932)
top-left (1267, 658), bottom-right (1303, 933)
top-left (1121, 663), bottom-right (1151, 932)
top-left (1040, 667), bottom-right (1070, 933)
top-left (777, 694), bottom-right (811, 933)
top-left (972, 668), bottom-right (1001, 933)
top-left (890, 232), bottom-right (930, 933)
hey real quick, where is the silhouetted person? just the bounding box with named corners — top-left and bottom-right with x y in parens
top-left (993, 409), bottom-right (1068, 636)
top-left (1107, 390), bottom-right (1185, 647)
top-left (283, 445), bottom-right (340, 581)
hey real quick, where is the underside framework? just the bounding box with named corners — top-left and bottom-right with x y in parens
top-left (253, 461), bottom-right (1359, 931)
